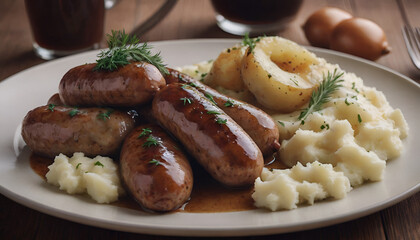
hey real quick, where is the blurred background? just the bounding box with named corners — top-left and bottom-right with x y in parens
top-left (1, 0), bottom-right (419, 82)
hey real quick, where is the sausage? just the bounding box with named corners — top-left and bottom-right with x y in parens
top-left (47, 93), bottom-right (63, 105)
top-left (47, 93), bottom-right (144, 125)
top-left (165, 68), bottom-right (280, 157)
top-left (152, 83), bottom-right (264, 187)
top-left (21, 105), bottom-right (135, 158)
top-left (120, 124), bottom-right (193, 212)
top-left (59, 62), bottom-right (166, 107)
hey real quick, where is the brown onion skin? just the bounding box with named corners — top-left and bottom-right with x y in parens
top-left (303, 7), bottom-right (353, 48)
top-left (330, 18), bottom-right (391, 61)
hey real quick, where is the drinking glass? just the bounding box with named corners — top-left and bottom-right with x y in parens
top-left (211, 0), bottom-right (303, 36)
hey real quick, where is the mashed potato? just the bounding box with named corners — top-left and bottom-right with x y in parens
top-left (253, 162), bottom-right (351, 210)
top-left (274, 59), bottom-right (408, 181)
top-left (46, 152), bottom-right (124, 203)
top-left (178, 37), bottom-right (409, 211)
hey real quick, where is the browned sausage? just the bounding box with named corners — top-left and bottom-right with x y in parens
top-left (47, 93), bottom-right (63, 105)
top-left (152, 83), bottom-right (264, 187)
top-left (165, 68), bottom-right (280, 157)
top-left (21, 105), bottom-right (135, 158)
top-left (59, 62), bottom-right (166, 107)
top-left (120, 124), bottom-right (193, 212)
top-left (47, 93), bottom-right (143, 125)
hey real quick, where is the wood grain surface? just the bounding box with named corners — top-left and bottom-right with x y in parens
top-left (1, 0), bottom-right (419, 239)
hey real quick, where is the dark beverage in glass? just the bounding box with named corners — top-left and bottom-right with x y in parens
top-left (25, 0), bottom-right (105, 60)
top-left (211, 0), bottom-right (303, 35)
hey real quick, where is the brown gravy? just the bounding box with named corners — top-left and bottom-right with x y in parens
top-left (29, 153), bottom-right (287, 213)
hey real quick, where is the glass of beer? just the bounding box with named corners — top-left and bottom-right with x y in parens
top-left (24, 0), bottom-right (105, 60)
top-left (211, 0), bottom-right (303, 36)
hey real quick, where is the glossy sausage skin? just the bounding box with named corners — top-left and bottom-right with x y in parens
top-left (47, 93), bottom-right (143, 125)
top-left (47, 93), bottom-right (63, 105)
top-left (21, 105), bottom-right (135, 158)
top-left (152, 83), bottom-right (264, 187)
top-left (59, 62), bottom-right (166, 107)
top-left (165, 68), bottom-right (280, 157)
top-left (120, 124), bottom-right (193, 212)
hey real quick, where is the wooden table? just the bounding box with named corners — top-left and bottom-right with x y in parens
top-left (1, 0), bottom-right (419, 239)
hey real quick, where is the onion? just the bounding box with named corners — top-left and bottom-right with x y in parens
top-left (330, 18), bottom-right (391, 61)
top-left (302, 7), bottom-right (353, 48)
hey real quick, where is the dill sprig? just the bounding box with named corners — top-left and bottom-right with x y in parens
top-left (298, 69), bottom-right (344, 121)
top-left (94, 30), bottom-right (168, 74)
top-left (149, 159), bottom-right (162, 166)
top-left (142, 135), bottom-right (161, 147)
top-left (242, 33), bottom-right (262, 55)
top-left (137, 128), bottom-right (152, 138)
top-left (96, 109), bottom-right (114, 121)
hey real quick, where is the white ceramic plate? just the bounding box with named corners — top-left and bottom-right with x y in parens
top-left (0, 39), bottom-right (419, 237)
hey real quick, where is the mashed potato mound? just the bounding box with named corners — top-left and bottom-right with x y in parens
top-left (279, 120), bottom-right (387, 186)
top-left (252, 162), bottom-right (351, 211)
top-left (46, 152), bottom-right (124, 203)
top-left (274, 60), bottom-right (408, 182)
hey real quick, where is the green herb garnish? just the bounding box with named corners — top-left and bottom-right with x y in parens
top-left (358, 114), bottom-right (362, 123)
top-left (188, 82), bottom-right (198, 88)
top-left (94, 161), bottom-right (104, 168)
top-left (344, 98), bottom-right (350, 106)
top-left (149, 159), bottom-right (162, 166)
top-left (48, 104), bottom-right (55, 112)
top-left (224, 100), bottom-right (235, 107)
top-left (290, 78), bottom-right (299, 86)
top-left (351, 82), bottom-right (360, 93)
top-left (298, 69), bottom-right (344, 121)
top-left (138, 128), bottom-right (152, 138)
top-left (182, 82), bottom-right (199, 89)
top-left (97, 109), bottom-right (114, 121)
top-left (207, 110), bottom-right (220, 115)
top-left (68, 108), bottom-right (80, 117)
top-left (180, 97), bottom-right (193, 105)
top-left (242, 33), bottom-right (261, 55)
top-left (216, 118), bottom-right (227, 124)
top-left (278, 121), bottom-right (285, 127)
top-left (76, 163), bottom-right (82, 169)
top-left (204, 92), bottom-right (217, 105)
top-left (200, 73), bottom-right (208, 81)
top-left (143, 135), bottom-right (160, 147)
top-left (94, 30), bottom-right (168, 74)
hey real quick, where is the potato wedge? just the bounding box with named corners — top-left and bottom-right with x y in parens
top-left (241, 37), bottom-right (319, 112)
top-left (204, 45), bottom-right (248, 91)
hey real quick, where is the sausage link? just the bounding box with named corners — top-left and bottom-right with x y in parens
top-left (165, 68), bottom-right (280, 157)
top-left (21, 105), bottom-right (135, 158)
top-left (59, 62), bottom-right (166, 107)
top-left (47, 93), bottom-right (63, 105)
top-left (47, 93), bottom-right (144, 125)
top-left (152, 83), bottom-right (263, 187)
top-left (120, 124), bottom-right (193, 212)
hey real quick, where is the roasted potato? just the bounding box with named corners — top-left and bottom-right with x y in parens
top-left (241, 37), bottom-right (320, 112)
top-left (204, 45), bottom-right (248, 91)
